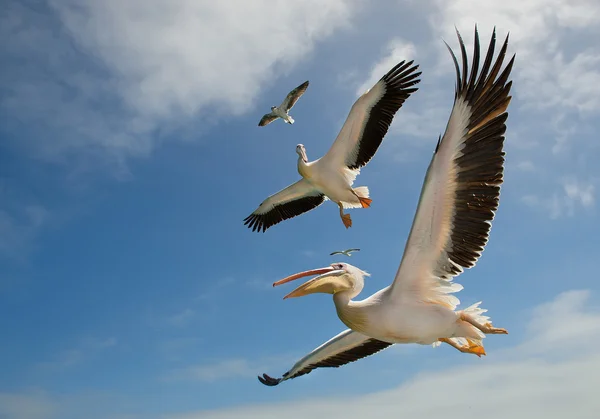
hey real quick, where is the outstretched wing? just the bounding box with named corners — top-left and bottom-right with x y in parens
top-left (388, 27), bottom-right (515, 305)
top-left (258, 329), bottom-right (392, 386)
top-left (319, 61), bottom-right (421, 171)
top-left (281, 81), bottom-right (309, 112)
top-left (258, 112), bottom-right (280, 127)
top-left (244, 179), bottom-right (326, 232)
top-left (329, 251), bottom-right (343, 256)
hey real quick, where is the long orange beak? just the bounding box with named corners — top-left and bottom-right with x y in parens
top-left (272, 266), bottom-right (335, 287)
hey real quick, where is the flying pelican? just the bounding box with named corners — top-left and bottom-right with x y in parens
top-left (330, 248), bottom-right (360, 257)
top-left (258, 81), bottom-right (310, 126)
top-left (258, 26), bottom-right (515, 386)
top-left (245, 62), bottom-right (421, 232)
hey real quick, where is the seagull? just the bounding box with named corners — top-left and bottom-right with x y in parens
top-left (330, 248), bottom-right (360, 257)
top-left (257, 26), bottom-right (515, 386)
top-left (244, 61), bottom-right (421, 232)
top-left (258, 81), bottom-right (310, 126)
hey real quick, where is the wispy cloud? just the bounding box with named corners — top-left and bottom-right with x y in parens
top-left (166, 308), bottom-right (196, 328)
top-left (0, 204), bottom-right (48, 260)
top-left (37, 336), bottom-right (117, 371)
top-left (165, 354), bottom-right (293, 383)
top-left (0, 390), bottom-right (57, 419)
top-left (1, 0), bottom-right (359, 171)
top-left (356, 38), bottom-right (416, 95)
top-left (165, 289), bottom-right (600, 418)
top-left (522, 177), bottom-right (595, 219)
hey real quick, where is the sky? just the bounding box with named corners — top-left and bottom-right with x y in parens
top-left (1, 0), bottom-right (599, 418)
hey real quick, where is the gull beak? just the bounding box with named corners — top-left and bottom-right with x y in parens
top-left (273, 266), bottom-right (350, 299)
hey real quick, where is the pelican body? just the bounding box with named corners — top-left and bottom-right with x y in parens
top-left (258, 26), bottom-right (515, 386)
top-left (245, 61), bottom-right (422, 232)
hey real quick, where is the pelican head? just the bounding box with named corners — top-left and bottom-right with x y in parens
top-left (273, 263), bottom-right (369, 299)
top-left (296, 144), bottom-right (308, 163)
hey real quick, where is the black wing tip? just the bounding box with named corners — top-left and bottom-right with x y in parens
top-left (258, 373), bottom-right (281, 386)
top-left (243, 214), bottom-right (268, 233)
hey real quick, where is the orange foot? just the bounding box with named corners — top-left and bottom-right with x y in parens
top-left (359, 197), bottom-right (372, 208)
top-left (464, 341), bottom-right (487, 357)
top-left (483, 323), bottom-right (508, 334)
top-left (341, 214), bottom-right (352, 229)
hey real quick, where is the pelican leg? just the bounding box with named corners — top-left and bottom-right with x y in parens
top-left (439, 338), bottom-right (486, 357)
top-left (460, 313), bottom-right (508, 335)
top-left (351, 189), bottom-right (372, 208)
top-left (338, 203), bottom-right (352, 229)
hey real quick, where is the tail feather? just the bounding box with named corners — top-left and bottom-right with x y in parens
top-left (432, 302), bottom-right (491, 349)
top-left (341, 186), bottom-right (371, 209)
top-left (353, 186), bottom-right (369, 198)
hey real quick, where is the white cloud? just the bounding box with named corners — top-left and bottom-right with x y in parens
top-left (1, 0), bottom-right (359, 168)
top-left (168, 358), bottom-right (256, 382)
top-left (431, 0), bottom-right (600, 115)
top-left (522, 177), bottom-right (595, 219)
top-left (165, 353), bottom-right (295, 383)
top-left (0, 390), bottom-right (57, 419)
top-left (37, 336), bottom-right (117, 371)
top-left (515, 160), bottom-right (535, 172)
top-left (0, 205), bottom-right (48, 260)
top-left (165, 289), bottom-right (600, 419)
top-left (356, 38), bottom-right (416, 95)
top-left (166, 308), bottom-right (196, 328)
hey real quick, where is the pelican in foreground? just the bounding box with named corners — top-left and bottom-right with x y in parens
top-left (245, 62), bottom-right (421, 232)
top-left (258, 81), bottom-right (309, 126)
top-left (258, 26), bottom-right (515, 386)
top-left (330, 248), bottom-right (360, 257)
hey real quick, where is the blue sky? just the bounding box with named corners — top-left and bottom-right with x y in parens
top-left (1, 0), bottom-right (600, 418)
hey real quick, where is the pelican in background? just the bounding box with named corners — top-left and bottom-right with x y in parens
top-left (330, 248), bottom-right (360, 257)
top-left (258, 26), bottom-right (515, 386)
top-left (258, 81), bottom-right (310, 126)
top-left (245, 62), bottom-right (421, 232)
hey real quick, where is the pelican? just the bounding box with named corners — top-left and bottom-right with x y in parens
top-left (258, 26), bottom-right (515, 386)
top-left (245, 62), bottom-right (421, 232)
top-left (330, 248), bottom-right (360, 257)
top-left (258, 81), bottom-right (309, 126)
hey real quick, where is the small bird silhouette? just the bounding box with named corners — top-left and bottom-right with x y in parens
top-left (329, 248), bottom-right (360, 257)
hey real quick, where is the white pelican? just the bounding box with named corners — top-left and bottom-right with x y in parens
top-left (258, 81), bottom-right (310, 126)
top-left (258, 26), bottom-right (515, 386)
top-left (330, 248), bottom-right (360, 257)
top-left (245, 62), bottom-right (421, 232)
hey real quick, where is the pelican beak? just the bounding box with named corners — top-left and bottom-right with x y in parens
top-left (273, 267), bottom-right (336, 287)
top-left (273, 266), bottom-right (350, 299)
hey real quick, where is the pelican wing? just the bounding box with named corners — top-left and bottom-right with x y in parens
top-left (244, 179), bottom-right (326, 232)
top-left (320, 61), bottom-right (421, 171)
top-left (258, 112), bottom-right (280, 127)
top-left (388, 28), bottom-right (515, 304)
top-left (281, 80), bottom-right (309, 112)
top-left (258, 329), bottom-right (392, 386)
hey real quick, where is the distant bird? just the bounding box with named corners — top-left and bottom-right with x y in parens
top-left (330, 248), bottom-right (360, 257)
top-left (258, 81), bottom-right (310, 126)
top-left (244, 61), bottom-right (421, 232)
top-left (258, 26), bottom-right (515, 386)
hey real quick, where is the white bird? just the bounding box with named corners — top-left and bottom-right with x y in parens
top-left (245, 61), bottom-right (421, 232)
top-left (258, 26), bottom-right (515, 386)
top-left (330, 248), bottom-right (360, 257)
top-left (258, 81), bottom-right (310, 126)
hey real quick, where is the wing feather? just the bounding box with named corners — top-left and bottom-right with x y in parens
top-left (388, 27), bottom-right (515, 304)
top-left (258, 329), bottom-right (392, 386)
top-left (281, 81), bottom-right (309, 112)
top-left (244, 179), bottom-right (325, 232)
top-left (319, 61), bottom-right (421, 171)
top-left (258, 112), bottom-right (279, 127)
